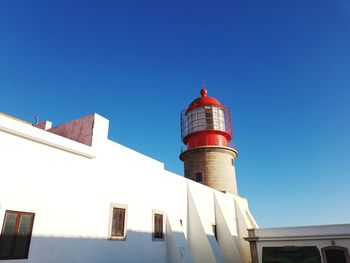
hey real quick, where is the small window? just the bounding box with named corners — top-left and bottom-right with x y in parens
top-left (0, 210), bottom-right (35, 260)
top-left (195, 172), bottom-right (203, 182)
top-left (322, 246), bottom-right (350, 263)
top-left (262, 246), bottom-right (321, 263)
top-left (109, 204), bottom-right (127, 240)
top-left (153, 212), bottom-right (164, 241)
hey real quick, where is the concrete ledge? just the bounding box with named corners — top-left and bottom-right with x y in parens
top-left (245, 224), bottom-right (350, 241)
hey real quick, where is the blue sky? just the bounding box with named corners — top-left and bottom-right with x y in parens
top-left (1, 0), bottom-right (350, 227)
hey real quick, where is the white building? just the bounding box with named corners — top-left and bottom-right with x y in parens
top-left (245, 224), bottom-right (350, 263)
top-left (0, 89), bottom-right (349, 263)
top-left (0, 111), bottom-right (256, 263)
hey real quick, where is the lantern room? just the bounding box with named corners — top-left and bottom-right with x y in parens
top-left (181, 88), bottom-right (233, 150)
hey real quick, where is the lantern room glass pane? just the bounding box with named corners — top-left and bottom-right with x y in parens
top-left (187, 107), bottom-right (206, 133)
top-left (186, 106), bottom-right (225, 133)
top-left (212, 106), bottom-right (225, 131)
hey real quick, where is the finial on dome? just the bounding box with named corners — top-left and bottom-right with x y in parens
top-left (201, 80), bottom-right (207, 97)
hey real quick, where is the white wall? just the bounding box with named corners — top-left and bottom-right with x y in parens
top-left (0, 113), bottom-right (254, 263)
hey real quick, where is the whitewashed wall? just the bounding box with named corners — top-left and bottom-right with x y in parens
top-left (0, 113), bottom-right (254, 263)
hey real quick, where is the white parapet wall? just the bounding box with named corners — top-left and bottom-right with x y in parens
top-left (0, 112), bottom-right (255, 263)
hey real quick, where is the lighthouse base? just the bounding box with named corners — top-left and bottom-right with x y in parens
top-left (180, 146), bottom-right (238, 194)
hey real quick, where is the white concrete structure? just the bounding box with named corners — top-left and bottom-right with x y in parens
top-left (245, 224), bottom-right (350, 263)
top-left (1, 107), bottom-right (349, 263)
top-left (0, 112), bottom-right (257, 263)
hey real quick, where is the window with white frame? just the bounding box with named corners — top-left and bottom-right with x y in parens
top-left (109, 204), bottom-right (127, 240)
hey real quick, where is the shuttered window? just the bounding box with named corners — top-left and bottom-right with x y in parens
top-left (111, 207), bottom-right (126, 238)
top-left (153, 213), bottom-right (164, 240)
top-left (0, 210), bottom-right (35, 260)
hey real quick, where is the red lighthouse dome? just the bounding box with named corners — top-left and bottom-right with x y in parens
top-left (181, 88), bottom-right (233, 150)
top-left (186, 88), bottom-right (223, 112)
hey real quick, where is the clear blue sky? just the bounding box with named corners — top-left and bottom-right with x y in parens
top-left (1, 0), bottom-right (349, 228)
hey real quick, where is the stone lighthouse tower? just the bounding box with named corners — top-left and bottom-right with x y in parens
top-left (180, 87), bottom-right (238, 194)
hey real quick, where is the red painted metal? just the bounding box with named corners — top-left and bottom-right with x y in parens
top-left (186, 88), bottom-right (224, 113)
top-left (185, 131), bottom-right (229, 148)
top-left (181, 88), bottom-right (233, 150)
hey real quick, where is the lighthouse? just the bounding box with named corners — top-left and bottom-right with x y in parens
top-left (180, 87), bottom-right (238, 194)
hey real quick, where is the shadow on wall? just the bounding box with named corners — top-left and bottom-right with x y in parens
top-left (22, 231), bottom-right (167, 263)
